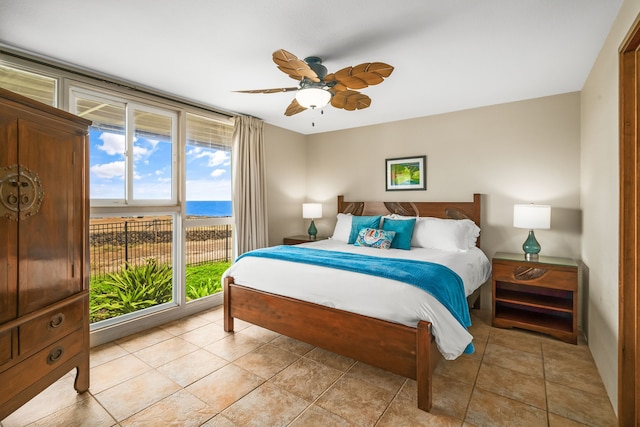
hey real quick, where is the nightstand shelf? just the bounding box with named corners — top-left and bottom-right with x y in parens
top-left (492, 252), bottom-right (578, 344)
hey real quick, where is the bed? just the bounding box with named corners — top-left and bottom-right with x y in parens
top-left (222, 194), bottom-right (490, 411)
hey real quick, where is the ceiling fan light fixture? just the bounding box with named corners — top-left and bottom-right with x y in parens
top-left (295, 88), bottom-right (331, 109)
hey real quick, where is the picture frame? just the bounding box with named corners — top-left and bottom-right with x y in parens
top-left (385, 155), bottom-right (427, 191)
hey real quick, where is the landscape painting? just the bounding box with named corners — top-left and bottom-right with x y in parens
top-left (385, 155), bottom-right (427, 191)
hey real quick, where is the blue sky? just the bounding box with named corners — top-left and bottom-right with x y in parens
top-left (89, 128), bottom-right (231, 201)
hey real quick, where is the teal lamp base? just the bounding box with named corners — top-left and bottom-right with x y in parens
top-left (522, 229), bottom-right (541, 261)
top-left (307, 219), bottom-right (317, 240)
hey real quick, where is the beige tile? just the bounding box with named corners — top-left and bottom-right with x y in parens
top-left (238, 324), bottom-right (281, 342)
top-left (401, 375), bottom-right (472, 420)
top-left (546, 382), bottom-right (617, 427)
top-left (21, 396), bottom-right (117, 427)
top-left (545, 355), bottom-right (608, 396)
top-left (316, 375), bottom-right (394, 426)
top-left (233, 343), bottom-right (300, 379)
top-left (434, 355), bottom-right (481, 385)
top-left (488, 327), bottom-right (543, 356)
top-left (542, 338), bottom-right (593, 364)
top-left (186, 363), bottom-right (264, 412)
top-left (548, 412), bottom-right (592, 426)
top-left (1, 375), bottom-right (92, 427)
top-left (304, 347), bottom-right (356, 371)
top-left (476, 362), bottom-right (546, 409)
top-left (178, 322), bottom-right (232, 348)
top-left (94, 369), bottom-right (181, 422)
top-left (468, 319), bottom-right (492, 343)
top-left (116, 327), bottom-right (174, 353)
top-left (200, 414), bottom-right (239, 426)
top-left (133, 336), bottom-right (199, 368)
top-left (482, 342), bottom-right (543, 378)
top-left (90, 353), bottom-right (152, 394)
top-left (289, 405), bottom-right (355, 427)
top-left (270, 334), bottom-right (315, 355)
top-left (89, 342), bottom-right (129, 368)
top-left (465, 387), bottom-right (547, 427)
top-left (204, 332), bottom-right (263, 361)
top-left (270, 357), bottom-right (343, 401)
top-left (120, 389), bottom-right (216, 427)
top-left (160, 315), bottom-right (211, 335)
top-left (222, 382), bottom-right (310, 426)
top-left (196, 306), bottom-right (225, 323)
top-left (433, 375), bottom-right (474, 420)
top-left (378, 394), bottom-right (463, 427)
top-left (346, 362), bottom-right (405, 394)
top-left (214, 317), bottom-right (252, 331)
top-left (156, 348), bottom-right (228, 387)
top-left (465, 337), bottom-right (487, 360)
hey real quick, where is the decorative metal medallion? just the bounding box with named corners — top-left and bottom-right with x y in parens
top-left (0, 164), bottom-right (44, 221)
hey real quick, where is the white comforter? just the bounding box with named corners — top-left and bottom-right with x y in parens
top-left (222, 239), bottom-right (491, 359)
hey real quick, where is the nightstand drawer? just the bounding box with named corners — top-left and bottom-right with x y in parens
top-left (492, 261), bottom-right (577, 291)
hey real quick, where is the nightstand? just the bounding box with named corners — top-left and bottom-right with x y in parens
top-left (283, 235), bottom-right (327, 245)
top-left (492, 252), bottom-right (578, 344)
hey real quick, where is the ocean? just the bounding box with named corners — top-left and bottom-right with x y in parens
top-left (186, 200), bottom-right (232, 217)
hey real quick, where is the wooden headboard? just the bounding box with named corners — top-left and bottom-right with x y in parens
top-left (337, 194), bottom-right (482, 227)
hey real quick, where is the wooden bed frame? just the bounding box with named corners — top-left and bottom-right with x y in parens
top-left (224, 194), bottom-right (482, 412)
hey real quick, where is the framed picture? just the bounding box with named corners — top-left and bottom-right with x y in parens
top-left (385, 155), bottom-right (427, 191)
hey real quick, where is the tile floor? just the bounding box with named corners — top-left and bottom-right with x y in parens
top-left (1, 307), bottom-right (618, 427)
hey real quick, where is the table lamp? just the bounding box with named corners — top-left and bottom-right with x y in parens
top-left (302, 203), bottom-right (322, 240)
top-left (513, 204), bottom-right (551, 261)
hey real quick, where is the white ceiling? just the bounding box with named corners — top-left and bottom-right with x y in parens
top-left (0, 0), bottom-right (622, 135)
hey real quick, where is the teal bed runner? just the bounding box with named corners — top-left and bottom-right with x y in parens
top-left (237, 245), bottom-right (474, 354)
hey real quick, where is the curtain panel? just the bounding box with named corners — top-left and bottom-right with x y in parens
top-left (232, 116), bottom-right (269, 255)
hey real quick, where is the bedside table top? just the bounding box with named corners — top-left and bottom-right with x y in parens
top-left (284, 235), bottom-right (328, 242)
top-left (493, 252), bottom-right (578, 268)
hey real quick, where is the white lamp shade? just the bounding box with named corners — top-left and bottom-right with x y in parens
top-left (295, 88), bottom-right (331, 109)
top-left (513, 204), bottom-right (551, 229)
top-left (302, 203), bottom-right (322, 219)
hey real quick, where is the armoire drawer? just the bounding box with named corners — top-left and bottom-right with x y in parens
top-left (0, 330), bottom-right (83, 408)
top-left (19, 300), bottom-right (84, 356)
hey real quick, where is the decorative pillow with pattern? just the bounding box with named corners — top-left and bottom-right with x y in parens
top-left (354, 228), bottom-right (396, 249)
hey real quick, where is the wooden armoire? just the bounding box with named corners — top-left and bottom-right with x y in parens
top-left (0, 88), bottom-right (91, 419)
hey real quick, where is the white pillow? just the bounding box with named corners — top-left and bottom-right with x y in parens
top-left (411, 217), bottom-right (480, 251)
top-left (330, 213), bottom-right (352, 242)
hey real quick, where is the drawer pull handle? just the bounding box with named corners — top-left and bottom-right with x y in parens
top-left (513, 266), bottom-right (547, 281)
top-left (47, 346), bottom-right (64, 365)
top-left (49, 313), bottom-right (65, 329)
top-left (48, 313), bottom-right (66, 329)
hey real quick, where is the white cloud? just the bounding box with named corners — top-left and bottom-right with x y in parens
top-left (90, 161), bottom-right (125, 179)
top-left (97, 132), bottom-right (125, 156)
top-left (210, 169), bottom-right (226, 178)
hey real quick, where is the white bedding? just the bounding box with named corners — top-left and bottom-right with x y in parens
top-left (222, 239), bottom-right (492, 360)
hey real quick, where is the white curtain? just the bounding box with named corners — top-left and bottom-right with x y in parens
top-left (232, 116), bottom-right (269, 255)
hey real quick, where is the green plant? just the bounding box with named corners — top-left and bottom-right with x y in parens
top-left (90, 258), bottom-right (173, 320)
top-left (185, 261), bottom-right (230, 301)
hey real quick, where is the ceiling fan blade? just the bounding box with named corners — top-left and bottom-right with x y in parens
top-left (285, 98), bottom-right (307, 116)
top-left (272, 49), bottom-right (320, 83)
top-left (332, 62), bottom-right (394, 90)
top-left (235, 87), bottom-right (298, 94)
top-left (330, 90), bottom-right (371, 111)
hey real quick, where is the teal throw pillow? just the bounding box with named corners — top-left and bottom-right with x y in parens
top-left (354, 228), bottom-right (396, 249)
top-left (383, 218), bottom-right (416, 250)
top-left (348, 215), bottom-right (382, 244)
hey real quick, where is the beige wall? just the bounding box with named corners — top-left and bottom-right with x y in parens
top-left (580, 0), bottom-right (640, 414)
top-left (263, 123), bottom-right (308, 245)
top-left (264, 92), bottom-right (582, 315)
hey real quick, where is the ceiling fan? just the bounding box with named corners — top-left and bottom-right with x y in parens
top-left (236, 49), bottom-right (394, 116)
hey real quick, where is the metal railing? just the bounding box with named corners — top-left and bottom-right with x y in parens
top-left (89, 218), bottom-right (232, 278)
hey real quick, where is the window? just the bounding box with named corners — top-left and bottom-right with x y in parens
top-left (0, 63), bottom-right (57, 106)
top-left (184, 113), bottom-right (233, 301)
top-left (0, 59), bottom-right (234, 337)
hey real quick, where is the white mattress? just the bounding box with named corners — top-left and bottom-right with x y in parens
top-left (222, 239), bottom-right (492, 359)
